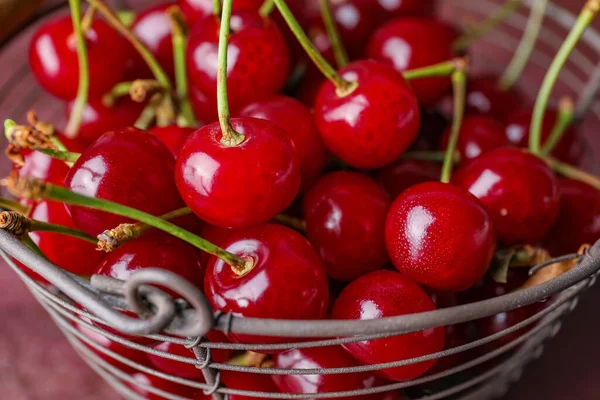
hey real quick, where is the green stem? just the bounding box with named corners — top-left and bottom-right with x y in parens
top-left (546, 158), bottom-right (600, 191)
top-left (117, 10), bottom-right (136, 26)
top-left (102, 81), bottom-right (133, 107)
top-left (402, 151), bottom-right (461, 164)
top-left (441, 64), bottom-right (468, 184)
top-left (259, 0), bottom-right (276, 17)
top-left (403, 58), bottom-right (462, 81)
top-left (29, 220), bottom-right (96, 244)
top-left (35, 149), bottom-right (81, 164)
top-left (134, 95), bottom-right (162, 129)
top-left (274, 214), bottom-right (306, 232)
top-left (541, 96), bottom-right (575, 156)
top-left (497, 0), bottom-right (548, 91)
top-left (133, 207), bottom-right (192, 236)
top-left (213, 0), bottom-right (222, 16)
top-left (320, 0), bottom-right (348, 68)
top-left (22, 234), bottom-right (49, 261)
top-left (529, 0), bottom-right (600, 154)
top-left (0, 197), bottom-right (29, 214)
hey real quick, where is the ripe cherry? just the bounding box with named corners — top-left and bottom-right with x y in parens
top-left (128, 371), bottom-right (200, 399)
top-left (452, 147), bottom-right (560, 246)
top-left (439, 114), bottom-right (509, 161)
top-left (204, 223), bottom-right (329, 345)
top-left (385, 182), bottom-right (496, 292)
top-left (303, 171), bottom-right (391, 281)
top-left (377, 0), bottom-right (438, 17)
top-left (314, 60), bottom-right (421, 169)
top-left (186, 11), bottom-right (290, 122)
top-left (65, 127), bottom-right (183, 236)
top-left (195, 370), bottom-right (282, 399)
top-left (332, 270), bottom-right (445, 381)
top-left (179, 0), bottom-right (264, 26)
top-left (376, 159), bottom-right (441, 199)
top-left (150, 125), bottom-right (196, 158)
top-left (239, 95), bottom-right (326, 192)
top-left (175, 118), bottom-right (301, 229)
top-left (29, 16), bottom-right (129, 100)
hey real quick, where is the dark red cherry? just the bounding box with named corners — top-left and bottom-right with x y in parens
top-left (198, 223), bottom-right (235, 266)
top-left (65, 127), bottom-right (183, 236)
top-left (195, 369), bottom-right (281, 399)
top-left (204, 223), bottom-right (329, 345)
top-left (409, 108), bottom-right (448, 152)
top-left (385, 182), bottom-right (496, 292)
top-left (378, 0), bottom-right (437, 17)
top-left (543, 179), bottom-right (600, 255)
top-left (179, 0), bottom-right (264, 26)
top-left (314, 60), bottom-right (421, 169)
top-left (29, 16), bottom-right (129, 100)
top-left (367, 18), bottom-right (458, 105)
top-left (332, 270), bottom-right (445, 381)
top-left (452, 147), bottom-right (560, 246)
top-left (175, 118), bottom-right (301, 229)
top-left (439, 114), bottom-right (509, 161)
top-left (303, 171), bottom-right (391, 281)
top-left (150, 125), bottom-right (196, 158)
top-left (128, 371), bottom-right (200, 399)
top-left (239, 95), bottom-right (326, 192)
top-left (376, 159), bottom-right (441, 199)
top-left (186, 11), bottom-right (290, 122)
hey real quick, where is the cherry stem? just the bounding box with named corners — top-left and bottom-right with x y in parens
top-left (453, 0), bottom-right (521, 51)
top-left (117, 10), bottom-right (136, 27)
top-left (529, 0), bottom-right (600, 155)
top-left (21, 234), bottom-right (48, 261)
top-left (129, 79), bottom-right (167, 103)
top-left (441, 62), bottom-right (468, 184)
top-left (545, 158), bottom-right (600, 191)
top-left (0, 211), bottom-right (96, 244)
top-left (541, 96), bottom-right (575, 156)
top-left (273, 0), bottom-right (357, 96)
top-left (259, 0), bottom-right (276, 17)
top-left (497, 0), bottom-right (548, 91)
top-left (65, 0), bottom-right (90, 139)
top-left (103, 81), bottom-right (133, 107)
top-left (320, 0), bottom-right (348, 68)
top-left (402, 151), bottom-right (461, 164)
top-left (81, 5), bottom-right (96, 33)
top-left (134, 94), bottom-right (162, 130)
top-left (274, 214), bottom-right (306, 232)
top-left (0, 197), bottom-right (29, 214)
top-left (403, 58), bottom-right (466, 81)
top-left (213, 0), bottom-right (222, 16)
top-left (35, 148), bottom-right (81, 164)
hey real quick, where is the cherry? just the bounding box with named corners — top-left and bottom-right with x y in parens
top-left (175, 118), bottom-right (301, 229)
top-left (409, 108), bottom-right (448, 152)
top-left (29, 16), bottom-right (129, 100)
top-left (179, 0), bottom-right (264, 26)
top-left (439, 114), bottom-right (509, 161)
top-left (314, 60), bottom-right (421, 169)
top-left (150, 125), bottom-right (196, 158)
top-left (332, 270), bottom-right (445, 381)
top-left (385, 182), bottom-right (496, 292)
top-left (65, 127), bottom-right (183, 236)
top-left (238, 95), bottom-right (326, 192)
top-left (377, 0), bottom-right (438, 18)
top-left (543, 179), bottom-right (600, 255)
top-left (376, 159), bottom-right (441, 199)
top-left (198, 223), bottom-right (235, 267)
top-left (367, 18), bottom-right (458, 105)
top-left (186, 11), bottom-right (290, 122)
top-left (204, 223), bottom-right (329, 345)
top-left (128, 371), bottom-right (200, 399)
top-left (195, 370), bottom-right (282, 399)
top-left (452, 147), bottom-right (560, 246)
top-left (303, 171), bottom-right (391, 281)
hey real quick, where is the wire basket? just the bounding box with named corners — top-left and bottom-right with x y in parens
top-left (2, 1), bottom-right (600, 399)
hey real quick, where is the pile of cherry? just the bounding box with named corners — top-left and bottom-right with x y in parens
top-left (4, 0), bottom-right (600, 398)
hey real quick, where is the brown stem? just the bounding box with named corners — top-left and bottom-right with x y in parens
top-left (129, 79), bottom-right (167, 103)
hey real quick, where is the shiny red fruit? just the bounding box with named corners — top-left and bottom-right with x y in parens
top-left (198, 223), bottom-right (235, 266)
top-left (378, 0), bottom-right (437, 17)
top-left (452, 147), bottom-right (560, 246)
top-left (133, 3), bottom-right (176, 80)
top-left (332, 270), bottom-right (445, 381)
top-left (179, 0), bottom-right (264, 25)
top-left (65, 127), bottom-right (183, 236)
top-left (204, 224), bottom-right (329, 345)
top-left (29, 16), bottom-right (129, 100)
top-left (367, 18), bottom-right (457, 105)
top-left (303, 171), bottom-right (391, 281)
top-left (239, 95), bottom-right (326, 192)
top-left (175, 118), bottom-right (301, 229)
top-left (376, 159), bottom-right (441, 199)
top-left (196, 370), bottom-right (281, 399)
top-left (150, 125), bottom-right (196, 158)
top-left (314, 60), bottom-right (421, 169)
top-left (385, 182), bottom-right (496, 292)
top-left (186, 11), bottom-right (289, 122)
top-left (128, 371), bottom-right (200, 399)
top-left (439, 114), bottom-right (509, 161)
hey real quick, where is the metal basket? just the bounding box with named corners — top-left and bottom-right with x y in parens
top-left (2, 1), bottom-right (600, 399)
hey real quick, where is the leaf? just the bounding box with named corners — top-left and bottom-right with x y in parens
top-left (521, 244), bottom-right (590, 289)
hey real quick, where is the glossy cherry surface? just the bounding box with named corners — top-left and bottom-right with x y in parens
top-left (186, 11), bottom-right (290, 122)
top-left (332, 270), bottom-right (445, 381)
top-left (65, 127), bottom-right (183, 236)
top-left (150, 125), bottom-right (196, 158)
top-left (367, 18), bottom-right (457, 105)
top-left (314, 60), bottom-right (421, 169)
top-left (204, 224), bottom-right (329, 345)
top-left (175, 118), bottom-right (301, 228)
top-left (196, 370), bottom-right (281, 399)
top-left (179, 0), bottom-right (264, 25)
top-left (385, 182), bottom-right (496, 292)
top-left (376, 159), bottom-right (441, 199)
top-left (439, 114), bottom-right (509, 161)
top-left (128, 371), bottom-right (200, 399)
top-left (303, 171), bottom-right (391, 281)
top-left (239, 95), bottom-right (326, 192)
top-left (452, 147), bottom-right (560, 246)
top-left (29, 16), bottom-right (129, 100)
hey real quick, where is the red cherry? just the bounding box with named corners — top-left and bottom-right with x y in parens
top-left (376, 159), bottom-right (441, 199)
top-left (409, 108), bottom-right (448, 152)
top-left (198, 223), bottom-right (235, 267)
top-left (150, 125), bottom-right (196, 158)
top-left (128, 371), bottom-right (200, 399)
top-left (179, 0), bottom-right (264, 26)
top-left (367, 18), bottom-right (458, 105)
top-left (175, 118), bottom-right (301, 228)
top-left (385, 182), bottom-right (496, 292)
top-left (65, 127), bottom-right (183, 236)
top-left (204, 224), bottom-right (329, 345)
top-left (29, 16), bottom-right (129, 100)
top-left (439, 114), bottom-right (509, 161)
top-left (332, 270), bottom-right (445, 381)
top-left (378, 0), bottom-right (438, 17)
top-left (314, 60), bottom-right (421, 169)
top-left (303, 171), bottom-right (391, 281)
top-left (543, 179), bottom-right (600, 255)
top-left (452, 147), bottom-right (560, 246)
top-left (195, 370), bottom-right (281, 399)
top-left (239, 95), bottom-right (326, 192)
top-left (186, 11), bottom-right (290, 122)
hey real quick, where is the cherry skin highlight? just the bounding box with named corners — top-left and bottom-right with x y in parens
top-left (439, 114), bottom-right (509, 161)
top-left (150, 125), bottom-right (196, 158)
top-left (385, 182), bottom-right (496, 292)
top-left (175, 118), bottom-right (301, 229)
top-left (303, 171), bottom-right (391, 281)
top-left (314, 60), bottom-right (421, 170)
top-left (452, 147), bottom-right (560, 246)
top-left (376, 159), bottom-right (441, 199)
top-left (179, 0), bottom-right (265, 26)
top-left (332, 270), bottom-right (446, 381)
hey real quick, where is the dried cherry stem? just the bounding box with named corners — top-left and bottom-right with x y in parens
top-left (102, 81), bottom-right (133, 107)
top-left (497, 0), bottom-right (548, 91)
top-left (0, 211), bottom-right (96, 244)
top-left (259, 0), bottom-right (276, 17)
top-left (0, 197), bottom-right (29, 214)
top-left (402, 151), bottom-right (461, 164)
top-left (35, 148), bottom-right (81, 164)
top-left (274, 214), bottom-right (306, 232)
top-left (440, 60), bottom-right (468, 183)
top-left (129, 80), bottom-right (167, 103)
top-left (541, 96), bottom-right (575, 156)
top-left (529, 0), bottom-right (600, 154)
top-left (22, 235), bottom-right (48, 261)
top-left (4, 118), bottom-right (62, 168)
top-left (545, 158), bottom-right (600, 191)
top-left (403, 57), bottom-right (467, 81)
top-left (320, 0), bottom-right (348, 68)
top-left (273, 0), bottom-right (357, 97)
